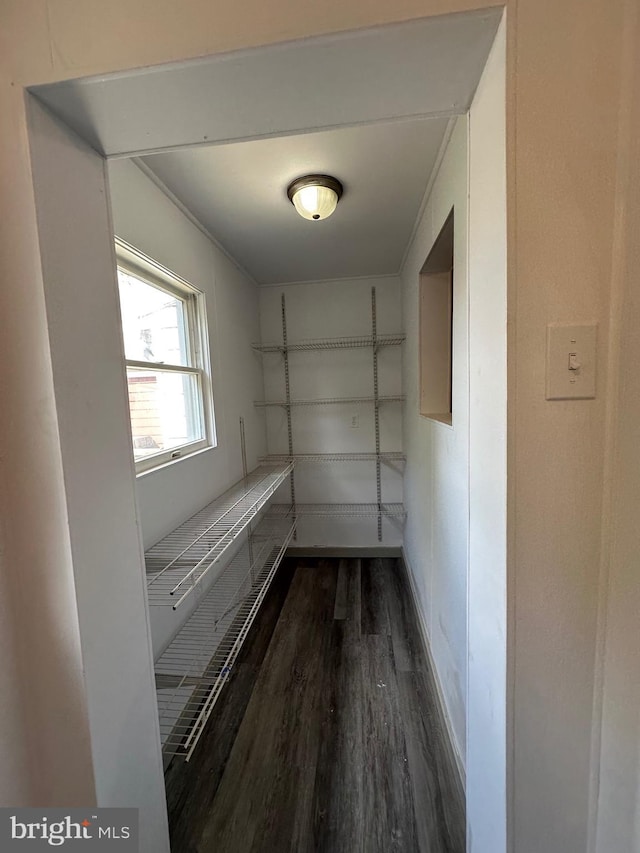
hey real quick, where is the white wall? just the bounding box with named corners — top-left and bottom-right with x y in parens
top-left (401, 116), bottom-right (469, 768)
top-left (510, 0), bottom-right (623, 847)
top-left (108, 160), bottom-right (266, 550)
top-left (467, 18), bottom-right (507, 853)
top-left (0, 76), bottom-right (95, 808)
top-left (27, 100), bottom-right (169, 851)
top-left (109, 160), bottom-right (269, 657)
top-left (259, 277), bottom-right (403, 547)
top-left (593, 2), bottom-right (640, 848)
top-left (401, 39), bottom-right (509, 853)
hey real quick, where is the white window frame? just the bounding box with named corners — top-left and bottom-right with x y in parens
top-left (115, 238), bottom-right (216, 474)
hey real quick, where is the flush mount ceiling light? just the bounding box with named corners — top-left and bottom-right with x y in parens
top-left (287, 174), bottom-right (344, 221)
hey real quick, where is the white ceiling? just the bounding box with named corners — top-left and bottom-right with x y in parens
top-left (140, 118), bottom-right (451, 284)
top-left (30, 8), bottom-right (501, 285)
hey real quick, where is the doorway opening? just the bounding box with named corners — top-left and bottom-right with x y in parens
top-left (25, 10), bottom-right (507, 851)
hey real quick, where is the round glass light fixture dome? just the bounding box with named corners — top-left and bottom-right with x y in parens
top-left (287, 174), bottom-right (343, 221)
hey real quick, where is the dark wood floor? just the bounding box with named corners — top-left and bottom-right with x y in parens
top-left (165, 557), bottom-right (465, 853)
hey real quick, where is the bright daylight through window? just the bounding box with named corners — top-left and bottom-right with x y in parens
top-left (116, 243), bottom-right (214, 472)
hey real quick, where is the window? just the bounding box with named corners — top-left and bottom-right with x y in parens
top-left (419, 209), bottom-right (454, 425)
top-left (116, 240), bottom-right (215, 472)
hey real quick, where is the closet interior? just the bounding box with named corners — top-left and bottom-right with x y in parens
top-left (141, 278), bottom-right (407, 763)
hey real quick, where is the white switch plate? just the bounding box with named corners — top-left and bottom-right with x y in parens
top-left (546, 324), bottom-right (597, 400)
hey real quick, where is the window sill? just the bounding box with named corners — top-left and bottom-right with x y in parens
top-left (136, 443), bottom-right (216, 478)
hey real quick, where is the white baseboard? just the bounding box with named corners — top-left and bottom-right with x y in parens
top-left (400, 546), bottom-right (466, 791)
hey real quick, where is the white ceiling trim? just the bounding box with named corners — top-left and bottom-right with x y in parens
top-left (259, 272), bottom-right (402, 289)
top-left (110, 109), bottom-right (462, 162)
top-left (131, 157), bottom-right (259, 287)
top-left (398, 116), bottom-right (458, 274)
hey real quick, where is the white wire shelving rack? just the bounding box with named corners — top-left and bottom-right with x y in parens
top-left (259, 452), bottom-right (406, 464)
top-left (156, 513), bottom-right (296, 761)
top-left (145, 462), bottom-right (293, 609)
top-left (269, 502), bottom-right (406, 519)
top-left (254, 395), bottom-right (405, 408)
top-left (253, 289), bottom-right (406, 541)
top-left (253, 333), bottom-right (405, 353)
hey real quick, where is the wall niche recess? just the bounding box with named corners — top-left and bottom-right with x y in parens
top-left (419, 209), bottom-right (454, 425)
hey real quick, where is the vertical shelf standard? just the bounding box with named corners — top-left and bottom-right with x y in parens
top-left (371, 286), bottom-right (382, 541)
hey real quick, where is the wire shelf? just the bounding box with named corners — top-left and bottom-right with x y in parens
top-left (259, 452), bottom-right (405, 463)
top-left (156, 515), bottom-right (296, 760)
top-left (269, 502), bottom-right (406, 518)
top-left (253, 333), bottom-right (405, 353)
top-left (145, 462), bottom-right (293, 608)
top-left (254, 395), bottom-right (405, 408)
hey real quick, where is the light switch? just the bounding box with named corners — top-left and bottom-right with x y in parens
top-left (546, 324), bottom-right (597, 400)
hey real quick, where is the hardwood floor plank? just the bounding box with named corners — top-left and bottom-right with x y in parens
top-left (196, 562), bottom-right (338, 853)
top-left (312, 618), bottom-right (365, 853)
top-left (334, 558), bottom-right (362, 629)
top-left (360, 557), bottom-right (391, 636)
top-left (333, 559), bottom-right (349, 620)
top-left (256, 561), bottom-right (338, 853)
top-left (311, 558), bottom-right (366, 852)
top-left (345, 558), bottom-right (362, 635)
top-left (398, 669), bottom-right (465, 853)
top-left (164, 558), bottom-right (296, 853)
top-left (362, 633), bottom-right (418, 852)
